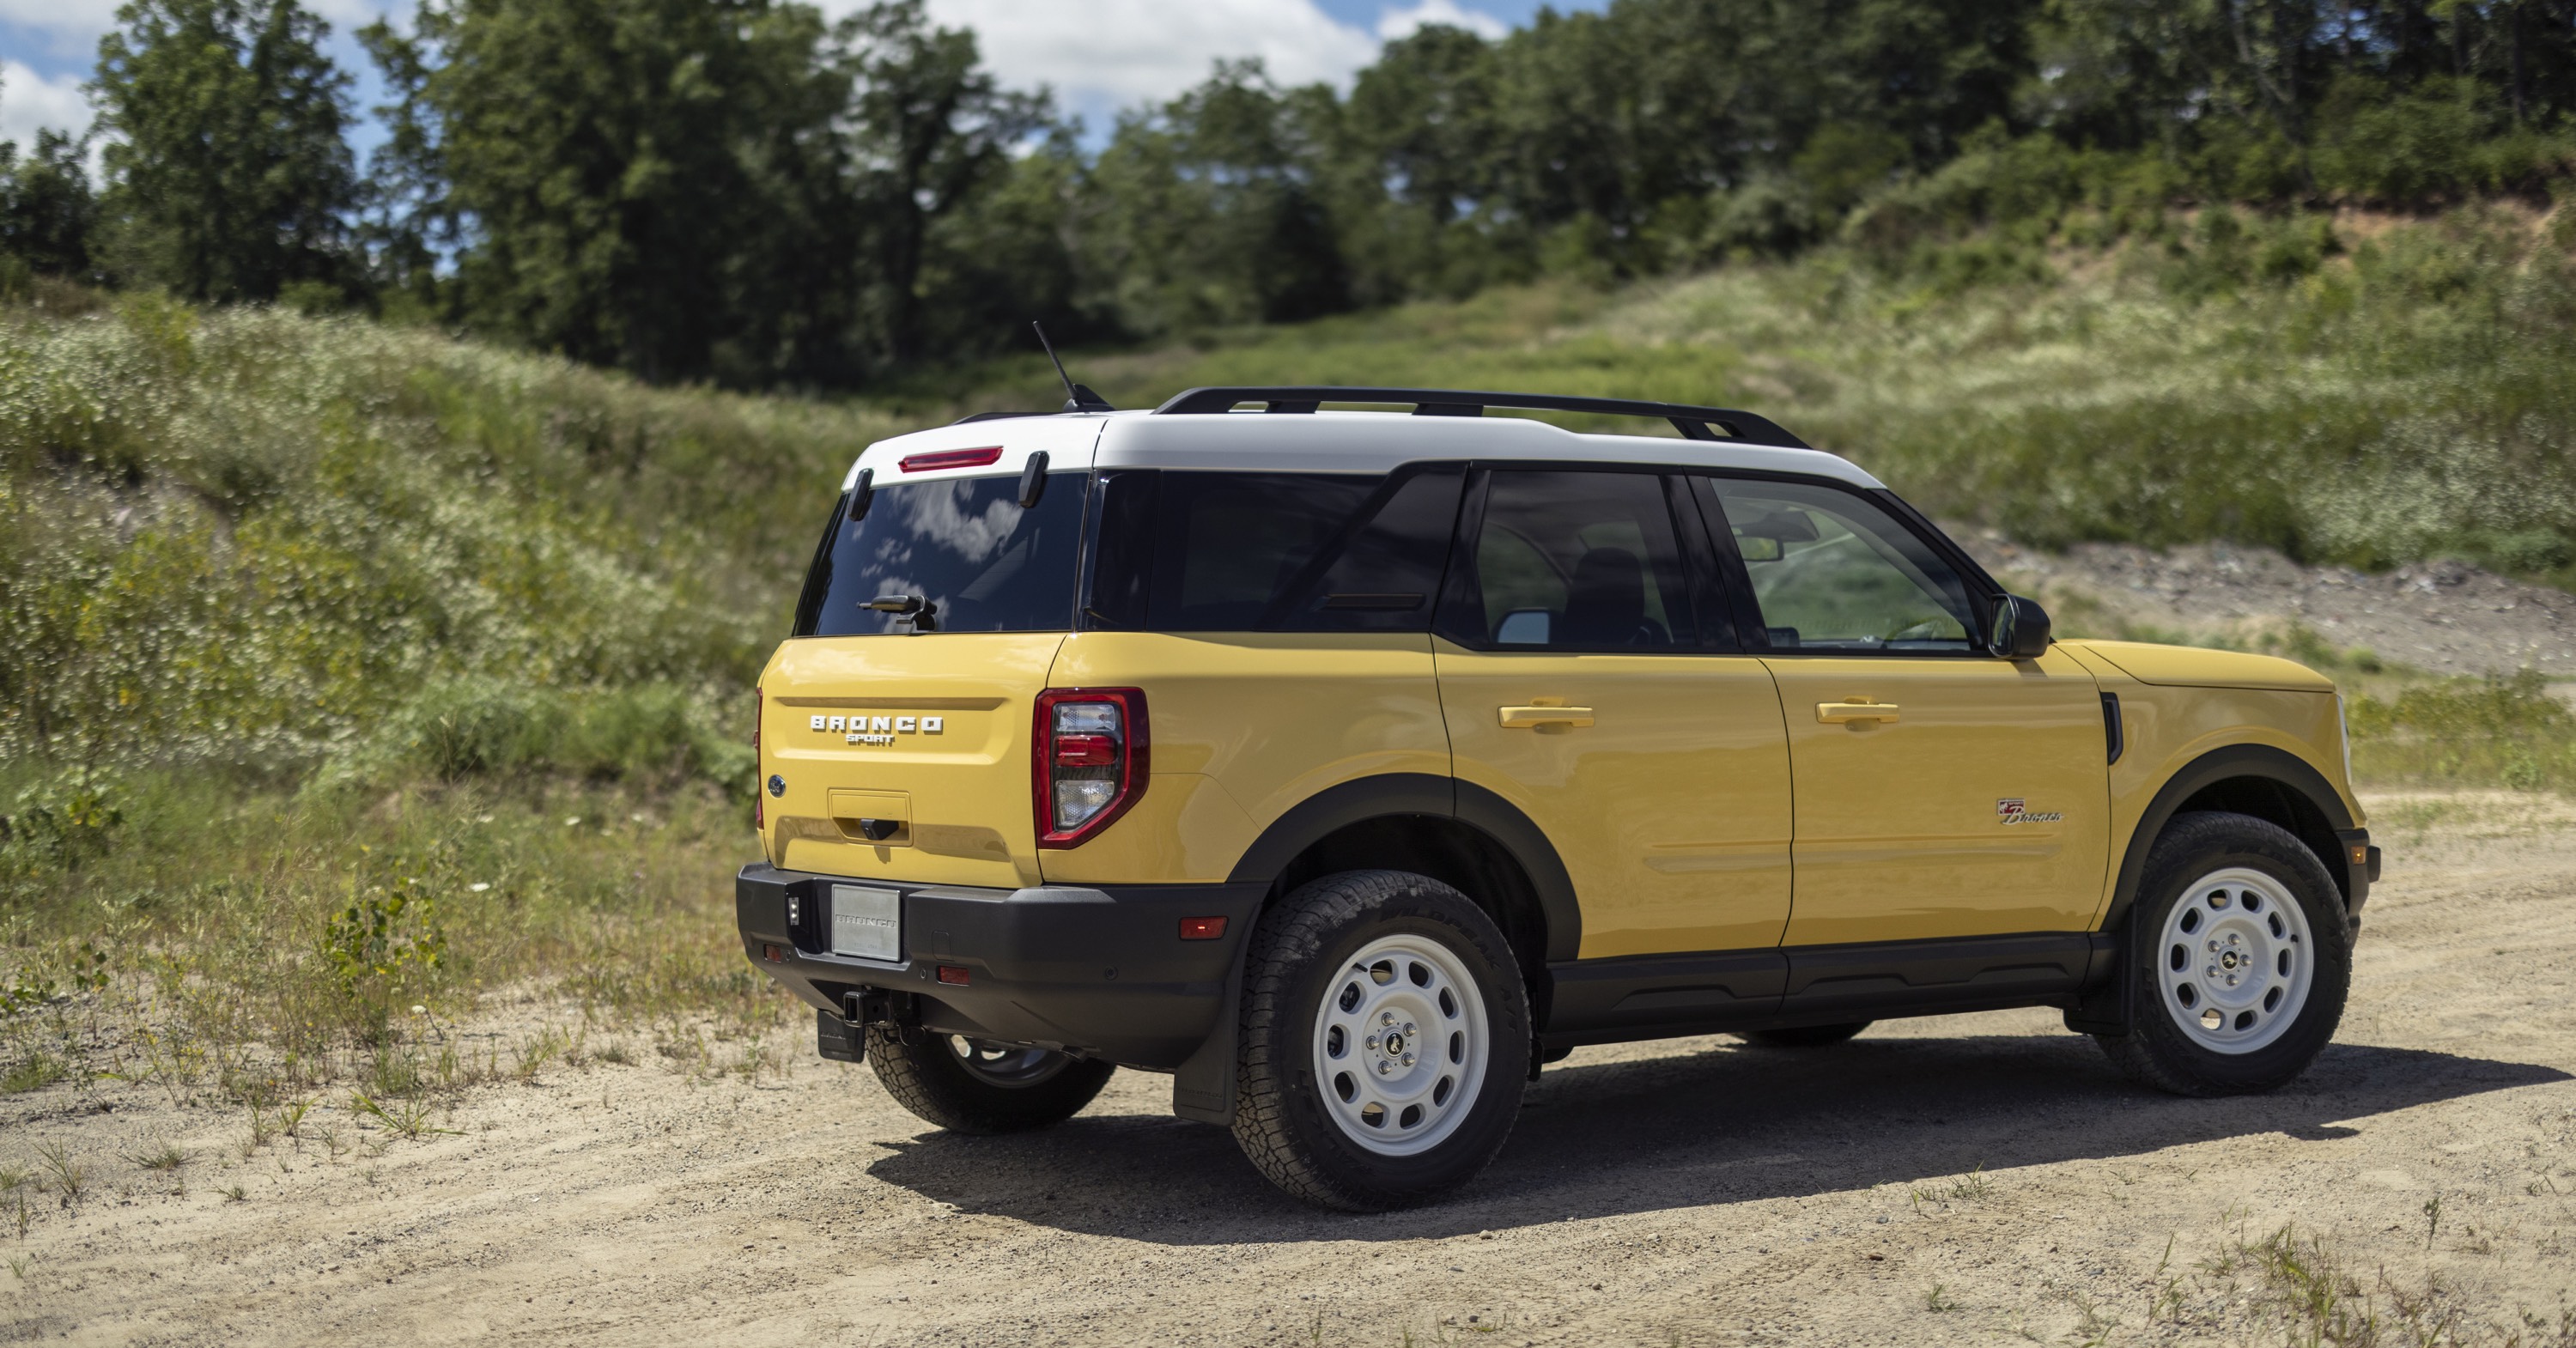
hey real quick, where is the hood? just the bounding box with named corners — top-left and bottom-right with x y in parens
top-left (2063, 641), bottom-right (2336, 693)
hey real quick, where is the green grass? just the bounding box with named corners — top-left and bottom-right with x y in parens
top-left (7, 205), bottom-right (2576, 1107)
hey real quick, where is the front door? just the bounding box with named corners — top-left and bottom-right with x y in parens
top-left (1435, 468), bottom-right (1795, 959)
top-left (1699, 477), bottom-right (2111, 946)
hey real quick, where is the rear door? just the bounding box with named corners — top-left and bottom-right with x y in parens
top-left (1698, 477), bottom-right (2111, 945)
top-left (1434, 467), bottom-right (1795, 959)
top-left (760, 458), bottom-right (1091, 890)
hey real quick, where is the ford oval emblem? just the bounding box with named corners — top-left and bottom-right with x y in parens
top-left (767, 774), bottom-right (787, 798)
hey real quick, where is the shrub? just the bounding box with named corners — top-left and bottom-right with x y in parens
top-left (0, 768), bottom-right (125, 874)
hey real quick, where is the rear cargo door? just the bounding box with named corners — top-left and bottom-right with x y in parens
top-left (759, 453), bottom-right (1093, 890)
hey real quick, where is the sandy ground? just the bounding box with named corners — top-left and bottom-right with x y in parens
top-left (4, 790), bottom-right (2573, 1346)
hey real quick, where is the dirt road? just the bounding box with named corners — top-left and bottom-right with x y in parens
top-left (5, 790), bottom-right (2573, 1345)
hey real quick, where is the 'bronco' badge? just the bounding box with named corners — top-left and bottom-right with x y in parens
top-left (811, 713), bottom-right (944, 747)
top-left (1997, 798), bottom-right (2065, 825)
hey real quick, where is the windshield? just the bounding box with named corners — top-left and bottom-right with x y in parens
top-left (792, 473), bottom-right (1085, 636)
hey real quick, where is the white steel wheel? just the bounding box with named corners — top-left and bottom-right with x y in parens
top-left (2156, 865), bottom-right (2315, 1054)
top-left (1310, 933), bottom-right (1490, 1157)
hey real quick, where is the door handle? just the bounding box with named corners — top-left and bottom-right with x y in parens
top-left (1817, 701), bottom-right (1900, 725)
top-left (1499, 705), bottom-right (1595, 729)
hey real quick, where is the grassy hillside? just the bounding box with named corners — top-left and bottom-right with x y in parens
top-left (932, 203), bottom-right (2576, 586)
top-left (5, 204), bottom-right (2576, 1102)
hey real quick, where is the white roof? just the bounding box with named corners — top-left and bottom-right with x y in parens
top-left (839, 408), bottom-right (1881, 492)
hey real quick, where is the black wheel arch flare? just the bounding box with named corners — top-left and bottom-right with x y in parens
top-left (1224, 772), bottom-right (1581, 966)
top-left (2105, 742), bottom-right (2361, 932)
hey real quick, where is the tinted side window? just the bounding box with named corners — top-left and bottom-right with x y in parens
top-left (793, 474), bottom-right (1084, 636)
top-left (1705, 480), bottom-right (1977, 653)
top-left (1448, 471), bottom-right (1698, 651)
top-left (1084, 468), bottom-right (1464, 633)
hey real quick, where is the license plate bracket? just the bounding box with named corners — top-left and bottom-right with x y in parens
top-left (829, 884), bottom-right (902, 962)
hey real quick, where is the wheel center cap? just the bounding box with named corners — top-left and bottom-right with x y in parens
top-left (1384, 1031), bottom-right (1406, 1056)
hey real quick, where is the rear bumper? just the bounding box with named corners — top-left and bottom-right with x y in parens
top-left (735, 864), bottom-right (1262, 1070)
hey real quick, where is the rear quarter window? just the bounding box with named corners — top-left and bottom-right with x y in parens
top-left (1084, 466), bottom-right (1465, 633)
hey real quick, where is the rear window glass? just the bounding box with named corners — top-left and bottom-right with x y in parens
top-left (1084, 467), bottom-right (1464, 633)
top-left (793, 474), bottom-right (1085, 636)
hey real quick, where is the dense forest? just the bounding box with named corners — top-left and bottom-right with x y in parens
top-left (4, 0), bottom-right (2574, 389)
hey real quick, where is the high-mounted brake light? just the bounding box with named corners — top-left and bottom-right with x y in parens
top-left (1033, 689), bottom-right (1148, 848)
top-left (898, 446), bottom-right (1003, 473)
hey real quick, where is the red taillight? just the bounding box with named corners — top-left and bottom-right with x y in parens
top-left (1053, 734), bottom-right (1117, 768)
top-left (1179, 916), bottom-right (1227, 941)
top-left (1033, 689), bottom-right (1148, 849)
top-left (898, 446), bottom-right (1003, 473)
top-left (752, 686), bottom-right (764, 831)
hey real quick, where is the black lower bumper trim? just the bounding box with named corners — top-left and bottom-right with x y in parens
top-left (737, 864), bottom-right (1263, 1071)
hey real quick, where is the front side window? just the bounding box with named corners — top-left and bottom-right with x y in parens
top-left (1704, 479), bottom-right (1977, 653)
top-left (793, 474), bottom-right (1085, 636)
top-left (1448, 470), bottom-right (1699, 651)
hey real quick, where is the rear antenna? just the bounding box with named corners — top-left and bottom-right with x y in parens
top-left (1033, 322), bottom-right (1114, 413)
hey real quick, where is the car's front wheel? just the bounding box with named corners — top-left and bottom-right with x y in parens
top-left (866, 1029), bottom-right (1115, 1134)
top-left (1230, 870), bottom-right (1529, 1211)
top-left (2094, 811), bottom-right (2352, 1096)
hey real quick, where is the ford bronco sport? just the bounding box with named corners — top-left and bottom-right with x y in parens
top-left (738, 386), bottom-right (2378, 1211)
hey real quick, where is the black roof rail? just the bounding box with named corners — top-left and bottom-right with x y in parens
top-left (1152, 386), bottom-right (1809, 449)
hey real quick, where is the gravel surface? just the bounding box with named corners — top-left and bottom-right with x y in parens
top-left (1953, 527), bottom-right (2576, 678)
top-left (6, 792), bottom-right (2575, 1346)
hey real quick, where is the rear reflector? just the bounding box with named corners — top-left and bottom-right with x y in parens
top-left (898, 446), bottom-right (1003, 473)
top-left (1179, 916), bottom-right (1227, 941)
top-left (936, 965), bottom-right (971, 986)
top-left (762, 944), bottom-right (784, 963)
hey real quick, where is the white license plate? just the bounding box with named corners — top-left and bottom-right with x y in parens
top-left (829, 885), bottom-right (902, 962)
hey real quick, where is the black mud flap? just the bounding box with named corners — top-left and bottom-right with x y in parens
top-left (817, 1007), bottom-right (862, 1063)
top-left (2061, 919), bottom-right (2132, 1037)
top-left (1170, 952), bottom-right (1247, 1126)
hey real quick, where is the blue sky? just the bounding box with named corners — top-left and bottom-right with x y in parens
top-left (1, 0), bottom-right (1606, 153)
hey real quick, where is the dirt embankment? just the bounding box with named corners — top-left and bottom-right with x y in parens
top-left (4, 788), bottom-right (2573, 1346)
top-left (1954, 527), bottom-right (2576, 678)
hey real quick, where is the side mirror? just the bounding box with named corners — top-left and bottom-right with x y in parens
top-left (1990, 594), bottom-right (2052, 659)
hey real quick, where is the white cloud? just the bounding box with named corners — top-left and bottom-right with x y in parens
top-left (1, 59), bottom-right (92, 145)
top-left (0, 0), bottom-right (124, 45)
top-left (911, 0), bottom-right (1378, 114)
top-left (1376, 0), bottom-right (1507, 41)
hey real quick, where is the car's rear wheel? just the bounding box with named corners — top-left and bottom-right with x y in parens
top-left (2094, 811), bottom-right (2352, 1096)
top-left (866, 1028), bottom-right (1115, 1134)
top-left (1231, 870), bottom-right (1529, 1211)
top-left (1735, 1022), bottom-right (1872, 1048)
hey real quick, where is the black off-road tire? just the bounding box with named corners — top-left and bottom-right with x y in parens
top-left (1231, 870), bottom-right (1530, 1211)
top-left (2093, 811), bottom-right (2352, 1096)
top-left (865, 1028), bottom-right (1115, 1134)
top-left (1736, 1021), bottom-right (1872, 1048)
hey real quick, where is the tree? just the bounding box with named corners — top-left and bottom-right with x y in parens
top-left (835, 0), bottom-right (1049, 367)
top-left (0, 129), bottom-right (99, 282)
top-left (89, 0), bottom-right (356, 301)
top-left (386, 0), bottom-right (851, 384)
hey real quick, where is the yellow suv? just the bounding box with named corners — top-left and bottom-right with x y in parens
top-left (738, 386), bottom-right (2378, 1211)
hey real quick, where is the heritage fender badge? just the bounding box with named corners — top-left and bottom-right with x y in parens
top-left (810, 713), bottom-right (945, 746)
top-left (1997, 798), bottom-right (2064, 825)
